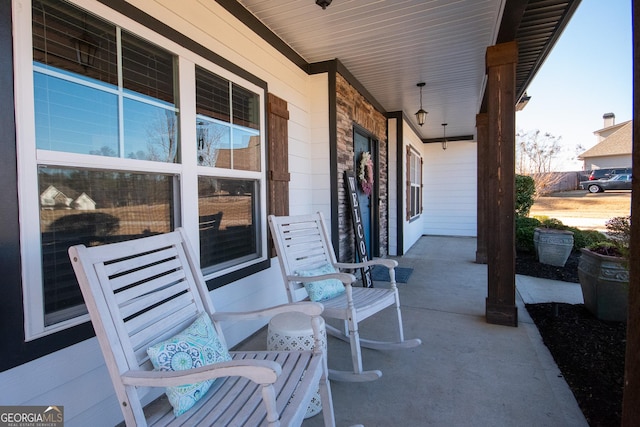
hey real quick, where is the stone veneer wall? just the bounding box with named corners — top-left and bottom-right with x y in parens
top-left (335, 73), bottom-right (388, 262)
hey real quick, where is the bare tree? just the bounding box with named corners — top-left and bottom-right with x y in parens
top-left (197, 121), bottom-right (227, 167)
top-left (89, 145), bottom-right (117, 157)
top-left (516, 130), bottom-right (563, 174)
top-left (147, 110), bottom-right (178, 162)
top-left (516, 130), bottom-right (565, 196)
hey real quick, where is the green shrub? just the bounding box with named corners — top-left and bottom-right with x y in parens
top-left (535, 219), bottom-right (608, 251)
top-left (605, 216), bottom-right (631, 253)
top-left (515, 214), bottom-right (609, 253)
top-left (573, 229), bottom-right (608, 250)
top-left (539, 217), bottom-right (566, 229)
top-left (516, 216), bottom-right (542, 230)
top-left (515, 216), bottom-right (541, 252)
top-left (515, 174), bottom-right (536, 217)
top-left (587, 240), bottom-right (624, 257)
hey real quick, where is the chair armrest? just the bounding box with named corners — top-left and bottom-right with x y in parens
top-left (121, 359), bottom-right (281, 387)
top-left (286, 272), bottom-right (356, 286)
top-left (212, 301), bottom-right (323, 322)
top-left (334, 258), bottom-right (398, 270)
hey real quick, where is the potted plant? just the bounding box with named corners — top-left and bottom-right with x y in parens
top-left (578, 216), bottom-right (630, 322)
top-left (533, 218), bottom-right (575, 267)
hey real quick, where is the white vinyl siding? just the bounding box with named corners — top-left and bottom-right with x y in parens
top-left (423, 141), bottom-right (477, 237)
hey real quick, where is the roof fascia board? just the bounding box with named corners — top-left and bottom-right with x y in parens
top-left (214, 0), bottom-right (309, 72)
top-left (215, 2), bottom-right (388, 114)
top-left (97, 0), bottom-right (268, 89)
top-left (513, 0), bottom-right (583, 101)
top-left (481, 0), bottom-right (582, 112)
top-left (309, 60), bottom-right (387, 114)
top-left (594, 120), bottom-right (632, 134)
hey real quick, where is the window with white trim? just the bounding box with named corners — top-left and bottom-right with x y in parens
top-left (19, 0), bottom-right (267, 339)
top-left (409, 147), bottom-right (422, 219)
top-left (195, 66), bottom-right (262, 274)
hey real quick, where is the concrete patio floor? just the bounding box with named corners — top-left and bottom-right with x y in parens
top-left (239, 235), bottom-right (588, 426)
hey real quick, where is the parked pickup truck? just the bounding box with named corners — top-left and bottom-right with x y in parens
top-left (587, 167), bottom-right (632, 180)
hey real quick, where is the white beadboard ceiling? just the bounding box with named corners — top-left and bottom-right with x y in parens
top-left (237, 0), bottom-right (505, 140)
top-left (231, 0), bottom-right (579, 139)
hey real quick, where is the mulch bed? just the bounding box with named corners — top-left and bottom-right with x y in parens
top-left (516, 250), bottom-right (626, 427)
top-left (516, 249), bottom-right (580, 283)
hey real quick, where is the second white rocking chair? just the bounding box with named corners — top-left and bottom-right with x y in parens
top-left (268, 212), bottom-right (421, 382)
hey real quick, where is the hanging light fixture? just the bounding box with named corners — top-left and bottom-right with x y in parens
top-left (441, 123), bottom-right (448, 150)
top-left (74, 31), bottom-right (98, 69)
top-left (74, 15), bottom-right (98, 69)
top-left (415, 83), bottom-right (428, 126)
top-left (316, 0), bottom-right (332, 9)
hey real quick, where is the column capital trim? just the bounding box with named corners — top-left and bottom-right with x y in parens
top-left (486, 41), bottom-right (518, 70)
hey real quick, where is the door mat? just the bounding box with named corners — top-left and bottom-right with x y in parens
top-left (370, 266), bottom-right (414, 283)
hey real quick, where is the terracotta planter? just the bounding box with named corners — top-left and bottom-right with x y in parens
top-left (533, 228), bottom-right (574, 267)
top-left (578, 248), bottom-right (629, 322)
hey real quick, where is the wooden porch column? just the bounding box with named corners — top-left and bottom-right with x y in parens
top-left (475, 113), bottom-right (488, 264)
top-left (622, 0), bottom-right (640, 422)
top-left (485, 41), bottom-right (518, 327)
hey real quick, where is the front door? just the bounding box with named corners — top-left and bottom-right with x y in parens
top-left (354, 129), bottom-right (377, 258)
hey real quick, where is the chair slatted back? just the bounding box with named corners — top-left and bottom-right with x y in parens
top-left (69, 229), bottom-right (222, 419)
top-left (268, 213), bottom-right (338, 302)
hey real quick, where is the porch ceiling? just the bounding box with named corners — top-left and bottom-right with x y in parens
top-left (219, 0), bottom-right (580, 141)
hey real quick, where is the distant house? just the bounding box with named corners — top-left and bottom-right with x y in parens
top-left (39, 185), bottom-right (73, 209)
top-left (40, 186), bottom-right (96, 210)
top-left (579, 113), bottom-right (632, 171)
top-left (72, 192), bottom-right (97, 211)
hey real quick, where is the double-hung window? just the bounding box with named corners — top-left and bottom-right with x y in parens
top-left (18, 0), bottom-right (267, 339)
top-left (195, 67), bottom-right (262, 274)
top-left (408, 147), bottom-right (422, 219)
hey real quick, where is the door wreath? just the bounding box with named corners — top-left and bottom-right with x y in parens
top-left (358, 151), bottom-right (374, 196)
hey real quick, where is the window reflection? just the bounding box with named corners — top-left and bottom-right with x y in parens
top-left (232, 130), bottom-right (261, 171)
top-left (197, 118), bottom-right (231, 167)
top-left (196, 66), bottom-right (260, 171)
top-left (121, 31), bottom-right (175, 104)
top-left (32, 0), bottom-right (117, 85)
top-left (198, 177), bottom-right (258, 272)
top-left (39, 167), bottom-right (174, 325)
top-left (34, 72), bottom-right (118, 155)
top-left (33, 0), bottom-right (178, 163)
top-left (124, 99), bottom-right (178, 162)
top-left (195, 67), bottom-right (230, 122)
top-left (232, 83), bottom-right (260, 130)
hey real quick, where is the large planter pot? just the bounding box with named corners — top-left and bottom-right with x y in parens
top-left (578, 248), bottom-right (629, 322)
top-left (533, 228), bottom-right (574, 267)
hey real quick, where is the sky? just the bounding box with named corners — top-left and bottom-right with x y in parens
top-left (515, 0), bottom-right (632, 171)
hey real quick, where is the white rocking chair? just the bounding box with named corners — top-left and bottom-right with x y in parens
top-left (268, 213), bottom-right (422, 382)
top-left (69, 228), bottom-right (335, 427)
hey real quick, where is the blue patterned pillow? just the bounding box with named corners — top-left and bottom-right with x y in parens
top-left (297, 263), bottom-right (346, 302)
top-left (147, 313), bottom-right (231, 416)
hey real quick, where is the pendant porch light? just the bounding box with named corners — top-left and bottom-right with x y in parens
top-left (441, 123), bottom-right (448, 150)
top-left (415, 83), bottom-right (428, 126)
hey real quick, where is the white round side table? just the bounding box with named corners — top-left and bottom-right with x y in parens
top-left (267, 311), bottom-right (327, 418)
